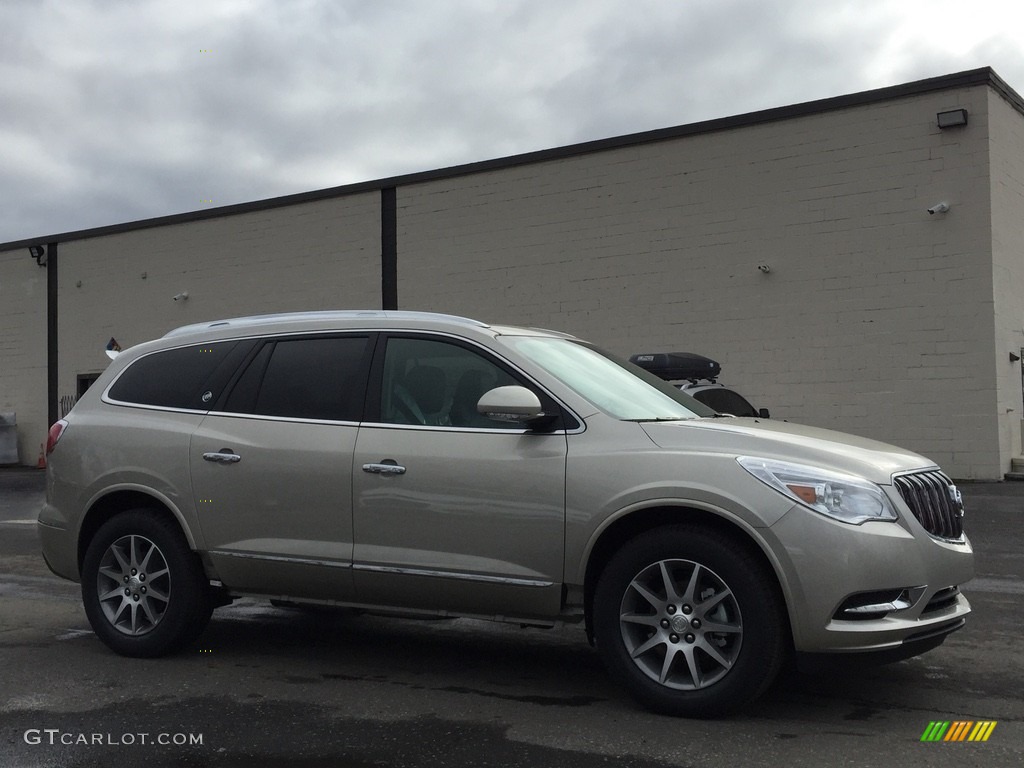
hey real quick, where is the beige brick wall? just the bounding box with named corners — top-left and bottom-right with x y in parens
top-left (990, 89), bottom-right (1024, 472)
top-left (57, 194), bottom-right (382, 414)
top-left (398, 87), bottom-right (1000, 477)
top-left (4, 79), bottom-right (1019, 479)
top-left (0, 250), bottom-right (48, 465)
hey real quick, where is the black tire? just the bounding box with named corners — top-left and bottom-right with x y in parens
top-left (81, 509), bottom-right (213, 657)
top-left (593, 525), bottom-right (788, 717)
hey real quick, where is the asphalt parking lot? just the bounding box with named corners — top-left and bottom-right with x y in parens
top-left (1, 467), bottom-right (1021, 767)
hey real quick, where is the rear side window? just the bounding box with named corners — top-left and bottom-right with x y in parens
top-left (223, 336), bottom-right (369, 421)
top-left (107, 342), bottom-right (243, 410)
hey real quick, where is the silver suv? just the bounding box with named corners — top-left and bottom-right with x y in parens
top-left (39, 311), bottom-right (973, 716)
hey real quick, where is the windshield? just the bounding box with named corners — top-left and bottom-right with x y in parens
top-left (504, 336), bottom-right (715, 421)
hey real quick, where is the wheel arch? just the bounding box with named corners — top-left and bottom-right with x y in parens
top-left (581, 504), bottom-right (791, 645)
top-left (77, 488), bottom-right (197, 577)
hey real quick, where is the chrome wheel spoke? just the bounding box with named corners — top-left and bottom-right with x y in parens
top-left (681, 646), bottom-right (702, 687)
top-left (138, 541), bottom-right (156, 573)
top-left (681, 563), bottom-right (702, 605)
top-left (698, 638), bottom-right (732, 670)
top-left (698, 588), bottom-right (732, 613)
top-left (620, 612), bottom-right (660, 628)
top-left (631, 634), bottom-right (664, 659)
top-left (618, 557), bottom-right (743, 691)
top-left (658, 561), bottom-right (682, 604)
top-left (702, 618), bottom-right (740, 634)
top-left (139, 597), bottom-right (158, 626)
top-left (111, 543), bottom-right (130, 573)
top-left (99, 585), bottom-right (125, 601)
top-left (98, 564), bottom-right (122, 579)
top-left (660, 645), bottom-right (681, 684)
top-left (96, 534), bottom-right (171, 636)
top-left (628, 578), bottom-right (664, 610)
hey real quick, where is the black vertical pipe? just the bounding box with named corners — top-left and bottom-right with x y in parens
top-left (46, 241), bottom-right (59, 427)
top-left (381, 187), bottom-right (398, 310)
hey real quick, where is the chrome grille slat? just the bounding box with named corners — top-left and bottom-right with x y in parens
top-left (893, 470), bottom-right (964, 540)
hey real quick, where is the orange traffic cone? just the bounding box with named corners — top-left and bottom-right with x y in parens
top-left (37, 443), bottom-right (46, 469)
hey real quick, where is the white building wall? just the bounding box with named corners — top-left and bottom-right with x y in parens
top-left (57, 194), bottom-right (382, 409)
top-left (989, 89), bottom-right (1024, 471)
top-left (0, 250), bottom-right (48, 465)
top-left (398, 87), bottom-right (1000, 477)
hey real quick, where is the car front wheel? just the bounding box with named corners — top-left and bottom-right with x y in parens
top-left (593, 525), bottom-right (787, 717)
top-left (81, 509), bottom-right (213, 657)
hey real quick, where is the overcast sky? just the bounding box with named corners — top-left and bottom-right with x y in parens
top-left (2, 0), bottom-right (1023, 245)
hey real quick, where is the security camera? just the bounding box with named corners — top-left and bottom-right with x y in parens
top-left (927, 202), bottom-right (950, 215)
top-left (173, 291), bottom-right (189, 302)
top-left (757, 264), bottom-right (771, 274)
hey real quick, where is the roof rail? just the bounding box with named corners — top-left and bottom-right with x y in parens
top-left (163, 310), bottom-right (488, 338)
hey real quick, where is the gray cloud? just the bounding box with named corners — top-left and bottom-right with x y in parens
top-left (2, 0), bottom-right (1022, 244)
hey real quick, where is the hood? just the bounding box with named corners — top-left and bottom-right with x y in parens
top-left (640, 417), bottom-right (935, 484)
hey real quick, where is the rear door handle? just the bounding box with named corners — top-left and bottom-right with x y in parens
top-left (203, 450), bottom-right (241, 464)
top-left (362, 460), bottom-right (406, 476)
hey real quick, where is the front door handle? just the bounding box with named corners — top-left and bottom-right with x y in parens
top-left (362, 460), bottom-right (406, 476)
top-left (203, 450), bottom-right (241, 464)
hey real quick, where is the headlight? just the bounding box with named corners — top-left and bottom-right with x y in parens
top-left (737, 457), bottom-right (898, 525)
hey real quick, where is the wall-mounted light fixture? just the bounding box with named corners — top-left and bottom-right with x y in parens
top-left (28, 245), bottom-right (47, 267)
top-left (1010, 352), bottom-right (1020, 363)
top-left (937, 109), bottom-right (968, 129)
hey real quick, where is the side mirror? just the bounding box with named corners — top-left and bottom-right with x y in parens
top-left (758, 408), bottom-right (771, 419)
top-left (477, 386), bottom-right (546, 424)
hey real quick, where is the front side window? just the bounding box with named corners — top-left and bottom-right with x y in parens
top-left (502, 336), bottom-right (714, 421)
top-left (379, 337), bottom-right (522, 428)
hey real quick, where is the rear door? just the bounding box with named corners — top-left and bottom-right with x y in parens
top-left (351, 334), bottom-right (568, 619)
top-left (190, 334), bottom-right (372, 600)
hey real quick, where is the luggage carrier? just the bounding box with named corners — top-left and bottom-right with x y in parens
top-left (629, 352), bottom-right (721, 383)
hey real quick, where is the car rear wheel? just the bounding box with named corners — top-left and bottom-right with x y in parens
top-left (593, 525), bottom-right (787, 717)
top-left (81, 509), bottom-right (213, 657)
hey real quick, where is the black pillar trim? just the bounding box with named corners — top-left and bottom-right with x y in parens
top-left (381, 187), bottom-right (397, 310)
top-left (46, 241), bottom-right (59, 428)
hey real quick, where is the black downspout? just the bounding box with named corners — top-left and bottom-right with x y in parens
top-left (381, 187), bottom-right (398, 310)
top-left (46, 241), bottom-right (58, 428)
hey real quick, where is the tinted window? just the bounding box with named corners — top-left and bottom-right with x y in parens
top-left (108, 342), bottom-right (241, 409)
top-left (693, 388), bottom-right (757, 417)
top-left (225, 336), bottom-right (368, 421)
top-left (380, 337), bottom-right (522, 428)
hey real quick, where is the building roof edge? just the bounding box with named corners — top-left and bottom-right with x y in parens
top-left (3, 67), bottom-right (1020, 252)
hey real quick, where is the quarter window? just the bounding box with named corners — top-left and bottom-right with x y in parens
top-left (107, 342), bottom-right (242, 410)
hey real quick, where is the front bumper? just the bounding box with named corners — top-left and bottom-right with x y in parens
top-left (764, 499), bottom-right (973, 654)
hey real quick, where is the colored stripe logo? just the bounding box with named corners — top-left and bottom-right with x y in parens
top-left (921, 721), bottom-right (997, 742)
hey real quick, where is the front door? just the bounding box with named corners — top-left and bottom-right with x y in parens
top-left (352, 335), bottom-right (568, 619)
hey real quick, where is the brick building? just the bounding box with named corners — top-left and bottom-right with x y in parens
top-left (2, 67), bottom-right (1023, 479)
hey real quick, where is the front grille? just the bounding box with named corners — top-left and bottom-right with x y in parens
top-left (893, 470), bottom-right (964, 540)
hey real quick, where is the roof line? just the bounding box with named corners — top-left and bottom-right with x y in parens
top-left (3, 66), bottom-right (1019, 252)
